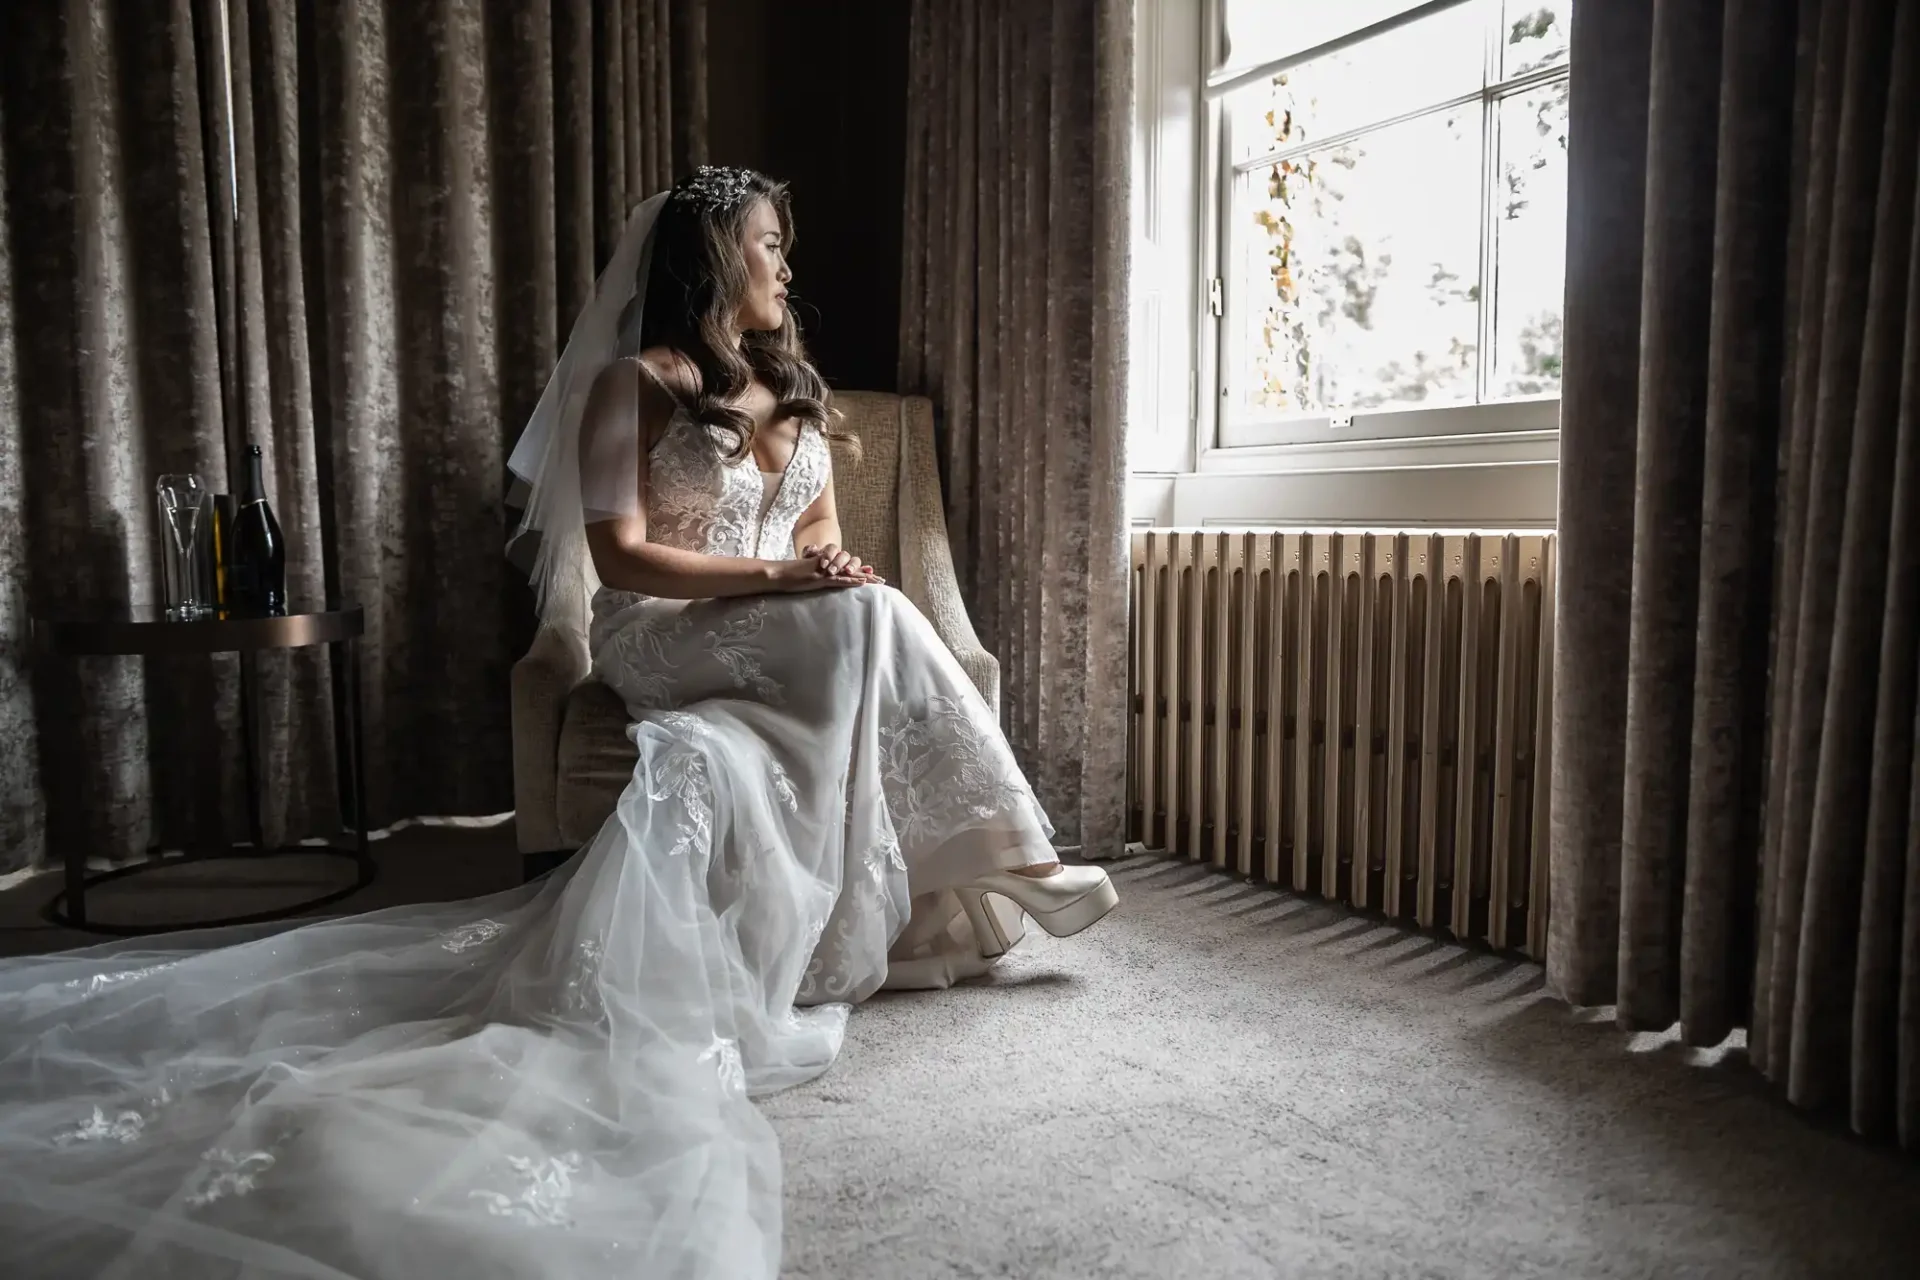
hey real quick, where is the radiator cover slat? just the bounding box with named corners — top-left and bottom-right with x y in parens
top-left (1129, 530), bottom-right (1557, 959)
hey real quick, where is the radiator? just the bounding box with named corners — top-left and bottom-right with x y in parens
top-left (1128, 530), bottom-right (1556, 958)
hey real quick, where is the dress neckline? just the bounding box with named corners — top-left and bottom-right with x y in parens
top-left (653, 409), bottom-right (809, 541)
top-left (757, 430), bottom-right (803, 529)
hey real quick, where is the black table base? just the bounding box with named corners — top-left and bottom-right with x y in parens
top-left (44, 843), bottom-right (377, 937)
top-left (32, 607), bottom-right (376, 936)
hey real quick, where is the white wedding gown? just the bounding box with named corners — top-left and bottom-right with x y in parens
top-left (0, 407), bottom-right (1058, 1279)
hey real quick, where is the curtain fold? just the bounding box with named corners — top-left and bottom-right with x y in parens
top-left (1552, 0), bottom-right (1920, 1147)
top-left (898, 0), bottom-right (1132, 857)
top-left (0, 0), bottom-right (706, 877)
top-left (0, 0), bottom-right (242, 876)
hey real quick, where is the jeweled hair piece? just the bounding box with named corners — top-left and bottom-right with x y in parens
top-left (667, 166), bottom-right (759, 217)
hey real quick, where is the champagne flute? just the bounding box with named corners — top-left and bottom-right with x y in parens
top-left (156, 473), bottom-right (210, 621)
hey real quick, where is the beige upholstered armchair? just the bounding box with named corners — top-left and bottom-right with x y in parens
top-left (511, 390), bottom-right (995, 868)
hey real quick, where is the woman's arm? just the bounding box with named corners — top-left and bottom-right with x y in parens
top-left (791, 475), bottom-right (843, 561)
top-left (793, 470), bottom-right (881, 580)
top-left (582, 359), bottom-right (857, 600)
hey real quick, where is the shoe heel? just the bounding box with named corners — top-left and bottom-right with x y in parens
top-left (960, 889), bottom-right (1014, 959)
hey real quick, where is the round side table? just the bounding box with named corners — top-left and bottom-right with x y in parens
top-left (30, 606), bottom-right (376, 935)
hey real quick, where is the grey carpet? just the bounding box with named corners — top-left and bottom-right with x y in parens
top-left (4, 838), bottom-right (1916, 1278)
top-left (765, 855), bottom-right (1920, 1280)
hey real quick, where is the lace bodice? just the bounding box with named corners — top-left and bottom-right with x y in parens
top-left (644, 409), bottom-right (830, 561)
top-left (591, 408), bottom-right (831, 634)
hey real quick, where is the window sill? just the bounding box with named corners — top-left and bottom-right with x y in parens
top-left (1129, 422), bottom-right (1559, 530)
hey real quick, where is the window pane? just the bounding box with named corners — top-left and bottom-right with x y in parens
top-left (1230, 5), bottom-right (1486, 163)
top-left (1233, 109), bottom-right (1483, 420)
top-left (1491, 83), bottom-right (1569, 399)
top-left (1502, 1), bottom-right (1572, 77)
top-left (1223, 0), bottom-right (1445, 72)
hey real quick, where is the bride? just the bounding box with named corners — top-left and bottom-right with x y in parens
top-left (0, 166), bottom-right (1117, 1279)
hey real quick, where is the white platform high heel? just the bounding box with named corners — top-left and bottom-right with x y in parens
top-left (959, 865), bottom-right (1118, 957)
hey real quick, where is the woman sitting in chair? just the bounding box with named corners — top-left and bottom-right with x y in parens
top-left (0, 166), bottom-right (1115, 1280)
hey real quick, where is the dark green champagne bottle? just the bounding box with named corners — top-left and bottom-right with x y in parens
top-left (226, 445), bottom-right (287, 617)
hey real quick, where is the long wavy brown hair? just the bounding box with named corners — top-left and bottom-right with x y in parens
top-left (637, 169), bottom-right (848, 463)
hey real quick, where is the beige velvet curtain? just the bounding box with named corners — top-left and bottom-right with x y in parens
top-left (0, 0), bottom-right (705, 876)
top-left (898, 0), bottom-right (1133, 857)
top-left (2, 0), bottom-right (242, 878)
top-left (1551, 0), bottom-right (1920, 1146)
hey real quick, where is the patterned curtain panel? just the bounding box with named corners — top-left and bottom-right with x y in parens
top-left (1551, 0), bottom-right (1920, 1146)
top-left (897, 0), bottom-right (1133, 858)
top-left (0, 1), bottom-right (238, 880)
top-left (0, 0), bottom-right (706, 876)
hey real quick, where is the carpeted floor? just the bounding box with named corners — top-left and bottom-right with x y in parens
top-left (3, 836), bottom-right (1917, 1278)
top-left (766, 855), bottom-right (1920, 1280)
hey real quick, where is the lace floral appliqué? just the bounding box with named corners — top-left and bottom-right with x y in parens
top-left (54, 1089), bottom-right (171, 1146)
top-left (880, 693), bottom-right (1043, 846)
top-left (797, 912), bottom-right (870, 1006)
top-left (865, 831), bottom-right (906, 882)
top-left (647, 742), bottom-right (714, 862)
top-left (63, 961), bottom-right (179, 996)
top-left (442, 920), bottom-right (507, 953)
top-left (709, 609), bottom-right (785, 703)
top-left (768, 759), bottom-right (800, 813)
top-left (606, 611), bottom-right (695, 708)
top-left (753, 426), bottom-right (830, 559)
top-left (186, 1148), bottom-right (279, 1208)
top-left (471, 1152), bottom-right (587, 1228)
top-left (560, 940), bottom-right (605, 1018)
top-left (645, 414), bottom-right (764, 559)
top-left (698, 1037), bottom-right (747, 1097)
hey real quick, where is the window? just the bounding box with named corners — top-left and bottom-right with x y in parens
top-left (1208, 0), bottom-right (1570, 450)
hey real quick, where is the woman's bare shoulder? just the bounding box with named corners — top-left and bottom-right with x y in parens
top-left (634, 347), bottom-right (701, 403)
top-left (586, 352), bottom-right (693, 447)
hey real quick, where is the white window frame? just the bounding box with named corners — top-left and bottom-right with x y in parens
top-left (1191, 0), bottom-right (1567, 478)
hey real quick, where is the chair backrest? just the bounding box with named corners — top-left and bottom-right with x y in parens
top-left (825, 391), bottom-right (906, 585)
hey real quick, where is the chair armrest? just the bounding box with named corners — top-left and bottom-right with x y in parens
top-left (896, 397), bottom-right (1001, 715)
top-left (941, 639), bottom-right (1002, 721)
top-left (511, 624), bottom-right (591, 854)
